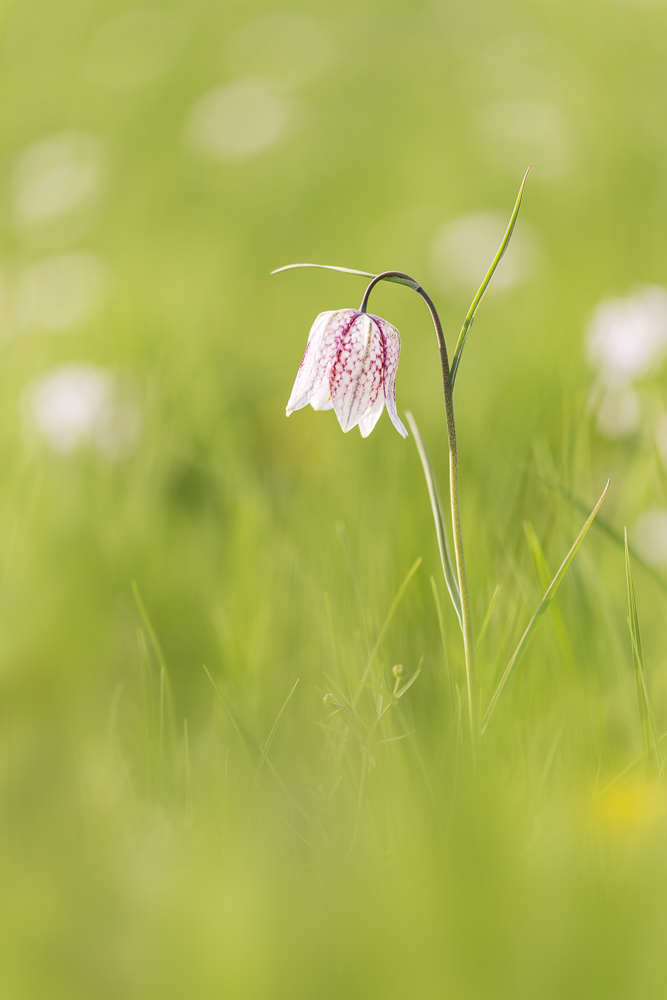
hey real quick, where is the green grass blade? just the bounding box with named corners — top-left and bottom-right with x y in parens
top-left (482, 479), bottom-right (610, 733)
top-left (538, 473), bottom-right (667, 597)
top-left (624, 530), bottom-right (662, 774)
top-left (355, 557), bottom-right (423, 704)
top-left (203, 664), bottom-right (256, 760)
top-left (250, 678), bottom-right (300, 815)
top-left (524, 520), bottom-right (574, 674)
top-left (450, 167), bottom-right (530, 390)
top-left (271, 262), bottom-right (419, 290)
top-left (132, 581), bottom-right (174, 752)
top-left (476, 584), bottom-right (500, 655)
top-left (132, 580), bottom-right (168, 676)
top-left (430, 576), bottom-right (455, 706)
top-left (596, 731), bottom-right (667, 799)
top-left (405, 410), bottom-right (462, 628)
top-left (395, 663), bottom-right (423, 699)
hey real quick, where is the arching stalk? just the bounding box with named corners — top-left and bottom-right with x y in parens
top-left (361, 271), bottom-right (478, 751)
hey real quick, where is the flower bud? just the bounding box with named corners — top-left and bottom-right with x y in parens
top-left (392, 664), bottom-right (404, 678)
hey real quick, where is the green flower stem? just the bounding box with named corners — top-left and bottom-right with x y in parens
top-left (360, 273), bottom-right (478, 751)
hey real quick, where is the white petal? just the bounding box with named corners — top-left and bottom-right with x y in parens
top-left (286, 309), bottom-right (358, 415)
top-left (310, 382), bottom-right (333, 410)
top-left (371, 314), bottom-right (408, 438)
top-left (329, 314), bottom-right (384, 433)
top-left (358, 390), bottom-right (385, 437)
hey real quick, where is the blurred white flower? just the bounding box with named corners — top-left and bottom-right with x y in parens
top-left (430, 212), bottom-right (540, 294)
top-left (23, 364), bottom-right (141, 458)
top-left (587, 286), bottom-right (667, 385)
top-left (476, 99), bottom-right (573, 180)
top-left (591, 384), bottom-right (641, 439)
top-left (286, 309), bottom-right (407, 438)
top-left (16, 252), bottom-right (107, 332)
top-left (85, 9), bottom-right (183, 90)
top-left (12, 132), bottom-right (105, 227)
top-left (186, 77), bottom-right (293, 161)
top-left (633, 508), bottom-right (667, 568)
top-left (227, 13), bottom-right (333, 87)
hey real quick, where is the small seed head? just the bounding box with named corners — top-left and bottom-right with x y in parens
top-left (323, 692), bottom-right (336, 706)
top-left (392, 664), bottom-right (405, 678)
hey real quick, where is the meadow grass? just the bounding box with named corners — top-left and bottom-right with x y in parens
top-left (2, 0), bottom-right (667, 996)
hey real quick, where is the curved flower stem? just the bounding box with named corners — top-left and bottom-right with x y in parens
top-left (361, 272), bottom-right (478, 752)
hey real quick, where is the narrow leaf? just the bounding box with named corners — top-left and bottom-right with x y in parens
top-left (476, 584), bottom-right (500, 654)
top-left (203, 664), bottom-right (255, 759)
top-left (537, 472), bottom-right (667, 596)
top-left (405, 410), bottom-right (462, 627)
top-left (450, 167), bottom-right (530, 389)
top-left (250, 678), bottom-right (300, 814)
top-left (355, 557), bottom-right (423, 703)
top-left (624, 530), bottom-right (662, 774)
top-left (271, 262), bottom-right (419, 290)
top-left (596, 731), bottom-right (667, 799)
top-left (395, 664), bottom-right (423, 700)
top-left (431, 575), bottom-right (455, 706)
top-left (482, 479), bottom-right (610, 733)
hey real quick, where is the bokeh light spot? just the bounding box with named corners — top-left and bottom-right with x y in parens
top-left (23, 364), bottom-right (142, 458)
top-left (430, 212), bottom-right (541, 294)
top-left (12, 132), bottom-right (106, 227)
top-left (186, 77), bottom-right (293, 162)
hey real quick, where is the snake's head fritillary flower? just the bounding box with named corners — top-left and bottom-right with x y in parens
top-left (286, 309), bottom-right (408, 438)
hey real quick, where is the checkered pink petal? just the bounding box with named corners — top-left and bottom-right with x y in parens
top-left (370, 314), bottom-right (408, 438)
top-left (329, 313), bottom-right (385, 433)
top-left (286, 307), bottom-right (407, 439)
top-left (286, 310), bottom-right (358, 415)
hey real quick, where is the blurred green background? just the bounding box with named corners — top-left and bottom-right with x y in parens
top-left (3, 0), bottom-right (667, 996)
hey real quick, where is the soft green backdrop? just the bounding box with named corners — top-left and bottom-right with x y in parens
top-left (2, 0), bottom-right (667, 997)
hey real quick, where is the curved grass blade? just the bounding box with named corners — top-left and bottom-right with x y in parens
top-left (271, 262), bottom-right (419, 290)
top-left (450, 167), bottom-right (530, 390)
top-left (539, 472), bottom-right (667, 597)
top-left (250, 677), bottom-right (300, 816)
top-left (482, 479), bottom-right (610, 734)
top-left (624, 530), bottom-right (662, 775)
top-left (476, 584), bottom-right (500, 655)
top-left (132, 581), bottom-right (174, 752)
top-left (406, 411), bottom-right (462, 627)
top-left (203, 664), bottom-right (255, 760)
top-left (354, 557), bottom-right (423, 704)
top-left (596, 731), bottom-right (667, 799)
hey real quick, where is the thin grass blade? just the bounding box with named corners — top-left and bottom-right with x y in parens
top-left (132, 581), bottom-right (168, 675)
top-left (250, 678), bottom-right (300, 815)
top-left (406, 411), bottom-right (462, 627)
top-left (476, 584), bottom-right (500, 654)
top-left (355, 557), bottom-right (423, 703)
top-left (132, 581), bottom-right (174, 750)
top-left (430, 576), bottom-right (455, 705)
top-left (203, 664), bottom-right (255, 759)
top-left (624, 530), bottom-right (662, 774)
top-left (395, 663), bottom-right (423, 699)
top-left (482, 479), bottom-right (610, 733)
top-left (450, 167), bottom-right (530, 389)
top-left (271, 262), bottom-right (418, 290)
top-left (538, 473), bottom-right (667, 597)
top-left (596, 731), bottom-right (667, 799)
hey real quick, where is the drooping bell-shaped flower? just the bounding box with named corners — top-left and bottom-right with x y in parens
top-left (286, 309), bottom-right (408, 438)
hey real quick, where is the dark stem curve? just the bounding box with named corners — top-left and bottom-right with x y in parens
top-left (361, 271), bottom-right (478, 749)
